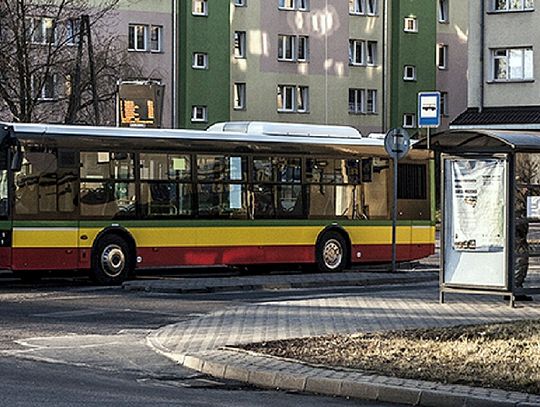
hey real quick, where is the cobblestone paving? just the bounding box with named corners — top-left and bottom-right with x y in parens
top-left (148, 281), bottom-right (540, 405)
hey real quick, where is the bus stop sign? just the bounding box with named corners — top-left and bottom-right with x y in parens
top-left (384, 128), bottom-right (411, 160)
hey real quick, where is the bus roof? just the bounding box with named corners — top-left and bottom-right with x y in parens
top-left (4, 122), bottom-right (384, 148)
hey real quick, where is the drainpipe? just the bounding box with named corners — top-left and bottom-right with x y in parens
top-left (382, 0), bottom-right (388, 131)
top-left (172, 0), bottom-right (178, 128)
top-left (480, 0), bottom-right (485, 112)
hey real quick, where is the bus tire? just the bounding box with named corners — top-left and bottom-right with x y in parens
top-left (91, 234), bottom-right (132, 285)
top-left (316, 231), bottom-right (349, 273)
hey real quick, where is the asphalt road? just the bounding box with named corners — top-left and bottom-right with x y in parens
top-left (0, 271), bottom-right (405, 406)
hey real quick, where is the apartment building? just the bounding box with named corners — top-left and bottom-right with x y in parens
top-left (436, 0), bottom-right (468, 130)
top-left (228, 0), bottom-right (385, 136)
top-left (389, 0), bottom-right (437, 131)
top-left (116, 0), bottom-right (174, 128)
top-left (453, 0), bottom-right (538, 129)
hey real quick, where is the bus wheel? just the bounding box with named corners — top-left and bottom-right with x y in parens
top-left (91, 235), bottom-right (132, 285)
top-left (316, 231), bottom-right (349, 273)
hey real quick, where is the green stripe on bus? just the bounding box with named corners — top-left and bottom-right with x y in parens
top-left (10, 219), bottom-right (435, 228)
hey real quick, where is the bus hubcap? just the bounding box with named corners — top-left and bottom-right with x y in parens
top-left (323, 239), bottom-right (342, 269)
top-left (101, 245), bottom-right (125, 277)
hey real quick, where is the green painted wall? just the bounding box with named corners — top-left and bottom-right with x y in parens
top-left (178, 1), bottom-right (230, 129)
top-left (390, 0), bottom-right (437, 132)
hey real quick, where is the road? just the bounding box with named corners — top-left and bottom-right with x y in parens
top-left (0, 271), bottom-right (404, 406)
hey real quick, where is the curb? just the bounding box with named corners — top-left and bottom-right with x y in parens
top-left (124, 272), bottom-right (437, 294)
top-left (147, 344), bottom-right (538, 407)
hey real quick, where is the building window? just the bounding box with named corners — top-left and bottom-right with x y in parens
top-left (349, 89), bottom-right (365, 114)
top-left (128, 24), bottom-right (148, 51)
top-left (367, 89), bottom-right (377, 113)
top-left (279, 0), bottom-right (309, 11)
top-left (366, 0), bottom-right (377, 15)
top-left (366, 41), bottom-right (377, 65)
top-left (297, 86), bottom-right (309, 113)
top-left (277, 85), bottom-right (295, 112)
top-left (191, 106), bottom-right (208, 122)
top-left (403, 113), bottom-right (416, 128)
top-left (438, 0), bottom-right (449, 22)
top-left (278, 35), bottom-right (295, 61)
top-left (234, 83), bottom-right (246, 110)
top-left (192, 0), bottom-right (208, 16)
top-left (298, 36), bottom-right (309, 61)
top-left (234, 31), bottom-right (246, 58)
top-left (192, 52), bottom-right (208, 69)
top-left (278, 35), bottom-right (309, 62)
top-left (150, 26), bottom-right (162, 52)
top-left (66, 18), bottom-right (80, 46)
top-left (403, 65), bottom-right (416, 81)
top-left (440, 91), bottom-right (449, 117)
top-left (493, 0), bottom-right (534, 11)
top-left (349, 39), bottom-right (365, 65)
top-left (27, 17), bottom-right (56, 45)
top-left (277, 85), bottom-right (309, 113)
top-left (33, 74), bottom-right (57, 100)
top-left (349, 0), bottom-right (365, 15)
top-left (492, 48), bottom-right (534, 81)
top-left (404, 17), bottom-right (418, 32)
top-left (437, 44), bottom-right (448, 69)
top-left (235, 0), bottom-right (246, 6)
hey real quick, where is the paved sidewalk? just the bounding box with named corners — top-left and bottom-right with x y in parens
top-left (124, 269), bottom-right (437, 294)
top-left (147, 280), bottom-right (540, 406)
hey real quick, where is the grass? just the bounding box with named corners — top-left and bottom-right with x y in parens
top-left (240, 320), bottom-right (540, 394)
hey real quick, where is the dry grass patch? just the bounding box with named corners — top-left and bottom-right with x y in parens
top-left (240, 320), bottom-right (540, 394)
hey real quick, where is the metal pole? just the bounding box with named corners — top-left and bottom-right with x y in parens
top-left (427, 127), bottom-right (431, 150)
top-left (392, 155), bottom-right (398, 272)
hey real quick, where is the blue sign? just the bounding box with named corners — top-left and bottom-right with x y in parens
top-left (418, 92), bottom-right (441, 128)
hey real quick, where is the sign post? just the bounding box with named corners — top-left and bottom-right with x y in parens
top-left (384, 128), bottom-right (411, 272)
top-left (418, 92), bottom-right (441, 149)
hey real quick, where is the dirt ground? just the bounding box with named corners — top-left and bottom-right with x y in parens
top-left (240, 320), bottom-right (540, 395)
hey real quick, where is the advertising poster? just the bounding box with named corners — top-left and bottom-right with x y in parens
top-left (451, 159), bottom-right (505, 252)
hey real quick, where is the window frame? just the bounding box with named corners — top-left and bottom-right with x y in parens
top-left (128, 24), bottom-right (148, 52)
top-left (233, 82), bottom-right (247, 110)
top-left (234, 31), bottom-right (247, 59)
top-left (192, 52), bottom-right (208, 69)
top-left (492, 0), bottom-right (535, 12)
top-left (404, 17), bottom-right (418, 33)
top-left (403, 65), bottom-right (417, 81)
top-left (192, 0), bottom-right (208, 16)
top-left (438, 0), bottom-right (449, 22)
top-left (149, 25), bottom-right (163, 53)
top-left (491, 47), bottom-right (534, 81)
top-left (403, 113), bottom-right (416, 128)
top-left (278, 34), bottom-right (296, 61)
top-left (349, 88), bottom-right (365, 114)
top-left (191, 106), bottom-right (208, 123)
top-left (437, 44), bottom-right (448, 69)
top-left (349, 39), bottom-right (365, 66)
top-left (349, 0), bottom-right (365, 15)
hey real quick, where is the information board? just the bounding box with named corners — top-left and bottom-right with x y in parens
top-left (118, 82), bottom-right (164, 128)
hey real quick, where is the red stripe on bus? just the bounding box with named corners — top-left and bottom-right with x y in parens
top-left (136, 246), bottom-right (316, 267)
top-left (8, 243), bottom-right (434, 270)
top-left (0, 248), bottom-right (11, 269)
top-left (351, 244), bottom-right (435, 262)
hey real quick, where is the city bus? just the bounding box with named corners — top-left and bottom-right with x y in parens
top-left (0, 121), bottom-right (435, 284)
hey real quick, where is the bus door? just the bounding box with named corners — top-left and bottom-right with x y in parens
top-left (12, 147), bottom-right (80, 270)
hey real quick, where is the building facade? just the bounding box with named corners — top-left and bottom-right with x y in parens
top-left (436, 0), bottom-right (468, 130)
top-left (453, 0), bottom-right (538, 129)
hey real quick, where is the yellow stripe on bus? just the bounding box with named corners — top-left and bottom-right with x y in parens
top-left (13, 226), bottom-right (435, 249)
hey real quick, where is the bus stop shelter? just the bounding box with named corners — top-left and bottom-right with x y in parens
top-left (416, 129), bottom-right (540, 307)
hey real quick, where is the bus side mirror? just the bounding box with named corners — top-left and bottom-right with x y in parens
top-left (11, 147), bottom-right (22, 172)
